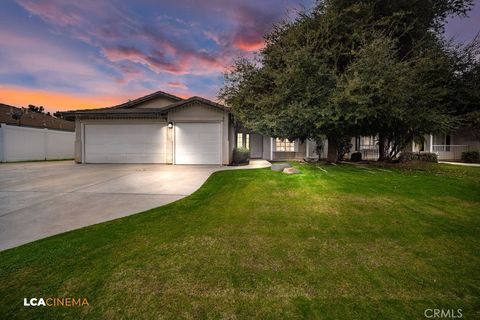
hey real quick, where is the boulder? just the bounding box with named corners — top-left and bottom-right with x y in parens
top-left (271, 163), bottom-right (291, 172)
top-left (283, 167), bottom-right (301, 174)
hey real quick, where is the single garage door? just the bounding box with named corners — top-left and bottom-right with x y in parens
top-left (175, 122), bottom-right (222, 164)
top-left (84, 123), bottom-right (166, 163)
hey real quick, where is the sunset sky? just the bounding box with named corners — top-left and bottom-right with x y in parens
top-left (0, 0), bottom-right (479, 112)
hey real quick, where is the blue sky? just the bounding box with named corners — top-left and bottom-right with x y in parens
top-left (0, 0), bottom-right (478, 111)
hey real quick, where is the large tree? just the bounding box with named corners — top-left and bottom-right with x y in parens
top-left (220, 0), bottom-right (474, 162)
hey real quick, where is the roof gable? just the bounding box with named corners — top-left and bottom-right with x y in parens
top-left (160, 96), bottom-right (229, 113)
top-left (113, 90), bottom-right (182, 109)
top-left (61, 92), bottom-right (229, 120)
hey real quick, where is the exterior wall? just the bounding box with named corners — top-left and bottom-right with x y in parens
top-left (0, 123), bottom-right (74, 162)
top-left (262, 136), bottom-right (272, 160)
top-left (74, 119), bottom-right (82, 163)
top-left (166, 103), bottom-right (230, 164)
top-left (249, 133), bottom-right (263, 158)
top-left (135, 96), bottom-right (179, 109)
top-left (273, 140), bottom-right (306, 161)
top-left (305, 139), bottom-right (328, 159)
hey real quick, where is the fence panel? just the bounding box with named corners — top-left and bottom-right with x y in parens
top-left (0, 123), bottom-right (74, 162)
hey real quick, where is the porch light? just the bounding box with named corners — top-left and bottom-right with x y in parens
top-left (168, 121), bottom-right (173, 129)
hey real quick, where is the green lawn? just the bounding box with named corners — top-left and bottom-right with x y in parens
top-left (1, 162), bottom-right (479, 319)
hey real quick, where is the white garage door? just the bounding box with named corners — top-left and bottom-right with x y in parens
top-left (85, 123), bottom-right (166, 163)
top-left (175, 122), bottom-right (222, 164)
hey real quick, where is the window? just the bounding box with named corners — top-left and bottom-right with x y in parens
top-left (236, 133), bottom-right (243, 149)
top-left (245, 134), bottom-right (250, 149)
top-left (275, 138), bottom-right (295, 152)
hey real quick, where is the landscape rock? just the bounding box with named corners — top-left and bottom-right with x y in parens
top-left (283, 167), bottom-right (301, 174)
top-left (271, 163), bottom-right (291, 172)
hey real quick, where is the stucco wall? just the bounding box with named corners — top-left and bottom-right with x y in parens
top-left (136, 96), bottom-right (179, 109)
top-left (262, 136), bottom-right (272, 160)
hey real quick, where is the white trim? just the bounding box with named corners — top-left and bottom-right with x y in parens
top-left (429, 134), bottom-right (433, 153)
top-left (171, 121), bottom-right (176, 164)
top-left (270, 137), bottom-right (274, 160)
top-left (306, 139), bottom-right (310, 157)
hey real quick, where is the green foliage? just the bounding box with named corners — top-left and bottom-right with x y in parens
top-left (220, 0), bottom-right (475, 162)
top-left (417, 152), bottom-right (439, 162)
top-left (350, 152), bottom-right (362, 162)
top-left (398, 151), bottom-right (438, 163)
top-left (27, 104), bottom-right (45, 114)
top-left (233, 147), bottom-right (250, 164)
top-left (461, 151), bottom-right (480, 163)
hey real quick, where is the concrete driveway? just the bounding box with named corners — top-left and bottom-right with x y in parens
top-left (0, 160), bottom-right (270, 251)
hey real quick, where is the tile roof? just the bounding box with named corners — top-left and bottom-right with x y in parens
top-left (0, 103), bottom-right (75, 131)
top-left (62, 92), bottom-right (229, 120)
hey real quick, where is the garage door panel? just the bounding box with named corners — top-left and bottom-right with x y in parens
top-left (85, 124), bottom-right (166, 163)
top-left (175, 122), bottom-right (222, 165)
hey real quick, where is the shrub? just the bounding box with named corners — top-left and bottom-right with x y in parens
top-left (350, 152), bottom-right (362, 162)
top-left (417, 152), bottom-right (438, 163)
top-left (233, 147), bottom-right (250, 164)
top-left (398, 151), bottom-right (438, 163)
top-left (398, 151), bottom-right (416, 163)
top-left (461, 151), bottom-right (480, 163)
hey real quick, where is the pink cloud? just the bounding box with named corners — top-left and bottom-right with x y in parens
top-left (167, 81), bottom-right (187, 90)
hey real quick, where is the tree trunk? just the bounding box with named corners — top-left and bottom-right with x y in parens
top-left (327, 136), bottom-right (338, 163)
top-left (378, 134), bottom-right (386, 161)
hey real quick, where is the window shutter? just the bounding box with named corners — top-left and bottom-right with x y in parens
top-left (294, 139), bottom-right (299, 152)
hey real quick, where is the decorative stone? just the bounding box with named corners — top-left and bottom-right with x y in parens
top-left (283, 167), bottom-right (301, 174)
top-left (271, 163), bottom-right (291, 172)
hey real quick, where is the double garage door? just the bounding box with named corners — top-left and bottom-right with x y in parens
top-left (84, 122), bottom-right (222, 164)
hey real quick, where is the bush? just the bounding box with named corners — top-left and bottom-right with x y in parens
top-left (417, 153), bottom-right (438, 162)
top-left (398, 151), bottom-right (438, 163)
top-left (233, 147), bottom-right (250, 164)
top-left (461, 151), bottom-right (480, 163)
top-left (398, 151), bottom-right (416, 163)
top-left (350, 152), bottom-right (362, 162)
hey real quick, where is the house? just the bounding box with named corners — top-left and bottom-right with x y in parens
top-left (0, 103), bottom-right (74, 131)
top-left (63, 90), bottom-right (323, 164)
top-left (63, 90), bottom-right (479, 164)
top-left (63, 91), bottom-right (234, 164)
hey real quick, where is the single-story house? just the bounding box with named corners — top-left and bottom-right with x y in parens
top-left (63, 91), bottom-right (234, 164)
top-left (63, 90), bottom-right (479, 164)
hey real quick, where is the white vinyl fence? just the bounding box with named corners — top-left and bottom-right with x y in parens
top-left (0, 123), bottom-right (75, 162)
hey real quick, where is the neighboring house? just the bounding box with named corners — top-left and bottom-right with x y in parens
top-left (62, 90), bottom-right (479, 164)
top-left (0, 103), bottom-right (74, 131)
top-left (0, 103), bottom-right (75, 162)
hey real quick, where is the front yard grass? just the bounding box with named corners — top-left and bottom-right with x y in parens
top-left (0, 162), bottom-right (479, 319)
